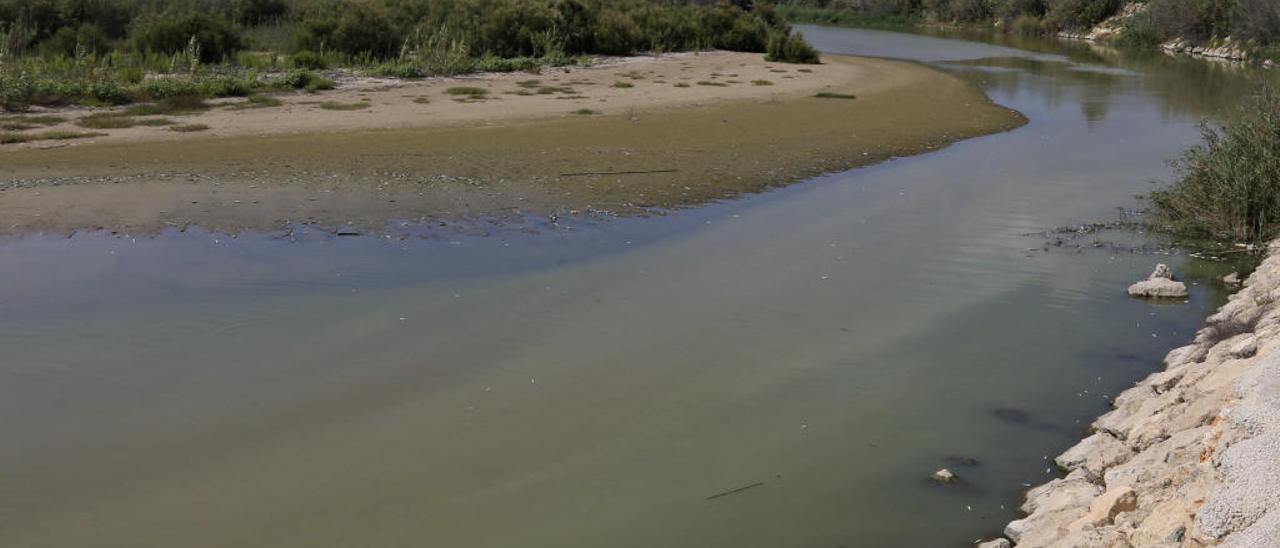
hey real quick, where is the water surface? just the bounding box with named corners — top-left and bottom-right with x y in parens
top-left (2, 27), bottom-right (1277, 547)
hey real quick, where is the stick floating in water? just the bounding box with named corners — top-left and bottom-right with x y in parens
top-left (705, 481), bottom-right (765, 501)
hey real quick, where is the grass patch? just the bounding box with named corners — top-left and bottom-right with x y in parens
top-left (674, 82), bottom-right (690, 88)
top-left (77, 114), bottom-right (141, 129)
top-left (413, 97), bottom-right (431, 104)
top-left (1, 130), bottom-right (103, 144)
top-left (170, 124), bottom-right (210, 133)
top-left (446, 86), bottom-right (489, 97)
top-left (123, 95), bottom-right (210, 116)
top-left (516, 79), bottom-right (542, 88)
top-left (0, 133), bottom-right (33, 144)
top-left (814, 92), bottom-right (857, 100)
top-left (229, 95), bottom-right (284, 110)
top-left (318, 102), bottom-right (370, 111)
top-left (612, 81), bottom-right (635, 88)
top-left (1, 123), bottom-right (37, 131)
top-left (696, 81), bottom-right (729, 87)
top-left (537, 86), bottom-right (574, 94)
top-left (0, 115), bottom-right (65, 126)
top-left (41, 130), bottom-right (106, 140)
top-left (573, 108), bottom-right (600, 115)
top-left (752, 80), bottom-right (775, 86)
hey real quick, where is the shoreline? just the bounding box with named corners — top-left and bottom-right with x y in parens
top-left (0, 51), bottom-right (1024, 236)
top-left (987, 247), bottom-right (1280, 546)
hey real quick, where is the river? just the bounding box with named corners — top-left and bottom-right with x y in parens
top-left (1, 26), bottom-right (1276, 547)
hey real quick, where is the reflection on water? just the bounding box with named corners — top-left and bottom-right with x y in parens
top-left (1, 26), bottom-right (1275, 548)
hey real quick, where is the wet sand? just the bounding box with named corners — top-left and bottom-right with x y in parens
top-left (0, 52), bottom-right (1024, 235)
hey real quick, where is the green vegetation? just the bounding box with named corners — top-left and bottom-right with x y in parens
top-left (696, 80), bottom-right (728, 86)
top-left (1150, 87), bottom-right (1280, 243)
top-left (0, 0), bottom-right (820, 111)
top-left (776, 0), bottom-right (1280, 55)
top-left (814, 91), bottom-right (856, 99)
top-left (0, 129), bottom-right (103, 144)
top-left (612, 81), bottom-right (635, 88)
top-left (752, 79), bottom-right (774, 85)
top-left (318, 101), bottom-right (369, 110)
top-left (446, 86), bottom-right (488, 96)
top-left (573, 108), bottom-right (600, 115)
top-left (170, 123), bottom-right (210, 132)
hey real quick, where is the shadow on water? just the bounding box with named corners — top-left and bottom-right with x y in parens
top-left (3, 25), bottom-right (1280, 548)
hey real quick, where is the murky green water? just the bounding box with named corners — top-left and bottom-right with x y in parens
top-left (3, 27), bottom-right (1278, 547)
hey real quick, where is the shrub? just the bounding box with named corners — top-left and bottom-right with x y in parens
top-left (1011, 15), bottom-right (1048, 36)
top-left (1146, 0), bottom-right (1234, 43)
top-left (132, 13), bottom-right (244, 63)
top-left (1235, 0), bottom-right (1280, 46)
top-left (234, 0), bottom-right (289, 26)
top-left (290, 50), bottom-right (327, 70)
top-left (1150, 87), bottom-right (1280, 242)
top-left (275, 69), bottom-right (333, 91)
top-left (766, 30), bottom-right (820, 64)
top-left (1047, 0), bottom-right (1121, 30)
top-left (1117, 10), bottom-right (1167, 47)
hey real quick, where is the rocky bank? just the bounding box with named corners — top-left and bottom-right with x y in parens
top-left (985, 243), bottom-right (1280, 546)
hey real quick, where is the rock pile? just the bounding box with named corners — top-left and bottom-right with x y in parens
top-left (985, 243), bottom-right (1280, 546)
top-left (1127, 263), bottom-right (1189, 299)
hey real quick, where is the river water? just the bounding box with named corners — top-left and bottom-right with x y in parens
top-left (2, 27), bottom-right (1277, 548)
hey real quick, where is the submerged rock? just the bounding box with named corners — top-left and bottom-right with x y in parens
top-left (1128, 263), bottom-right (1189, 298)
top-left (1224, 272), bottom-right (1242, 288)
top-left (931, 468), bottom-right (957, 483)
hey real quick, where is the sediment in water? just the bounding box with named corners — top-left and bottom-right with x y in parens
top-left (989, 242), bottom-right (1280, 546)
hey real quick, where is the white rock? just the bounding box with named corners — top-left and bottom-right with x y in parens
top-left (932, 468), bottom-right (957, 483)
top-left (1069, 486), bottom-right (1137, 529)
top-left (975, 538), bottom-right (1011, 548)
top-left (1129, 264), bottom-right (1188, 298)
top-left (1055, 433), bottom-right (1135, 477)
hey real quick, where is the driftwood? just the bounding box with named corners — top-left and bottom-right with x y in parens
top-left (705, 481), bottom-right (764, 500)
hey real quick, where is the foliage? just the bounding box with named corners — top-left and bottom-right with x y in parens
top-left (766, 29), bottom-right (820, 63)
top-left (1150, 87), bottom-right (1280, 243)
top-left (1046, 0), bottom-right (1120, 30)
top-left (132, 13), bottom-right (244, 63)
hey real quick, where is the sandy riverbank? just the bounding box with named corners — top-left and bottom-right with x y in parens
top-left (983, 247), bottom-right (1280, 547)
top-left (0, 51), bottom-right (1024, 235)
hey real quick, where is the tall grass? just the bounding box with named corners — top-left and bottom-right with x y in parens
top-left (1150, 87), bottom-right (1280, 243)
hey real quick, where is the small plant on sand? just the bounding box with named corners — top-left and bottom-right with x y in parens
top-left (413, 97), bottom-right (431, 104)
top-left (573, 108), bottom-right (600, 115)
top-left (124, 96), bottom-right (211, 116)
top-left (0, 133), bottom-right (33, 144)
top-left (612, 81), bottom-right (635, 88)
top-left (319, 102), bottom-right (370, 111)
top-left (814, 92), bottom-right (858, 100)
top-left (77, 114), bottom-right (141, 129)
top-left (2, 123), bottom-right (37, 131)
top-left (696, 81), bottom-right (728, 87)
top-left (230, 95), bottom-right (284, 110)
top-left (446, 86), bottom-right (489, 97)
top-left (1150, 87), bottom-right (1280, 243)
top-left (170, 124), bottom-right (211, 132)
top-left (40, 130), bottom-right (106, 140)
top-left (752, 80), bottom-right (775, 86)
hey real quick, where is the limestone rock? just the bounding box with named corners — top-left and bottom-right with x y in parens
top-left (1128, 264), bottom-right (1188, 298)
top-left (975, 538), bottom-right (1011, 548)
top-left (1055, 433), bottom-right (1134, 477)
top-left (1224, 272), bottom-right (1242, 288)
top-left (1070, 486), bottom-right (1137, 529)
top-left (932, 468), bottom-right (957, 483)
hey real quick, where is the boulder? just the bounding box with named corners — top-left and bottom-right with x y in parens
top-left (1224, 272), bottom-right (1242, 287)
top-left (1055, 433), bottom-right (1135, 477)
top-left (1070, 486), bottom-right (1137, 529)
top-left (932, 468), bottom-right (957, 483)
top-left (1128, 264), bottom-right (1189, 299)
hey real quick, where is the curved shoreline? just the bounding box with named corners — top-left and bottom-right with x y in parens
top-left (0, 52), bottom-right (1024, 236)
top-left (988, 247), bottom-right (1280, 546)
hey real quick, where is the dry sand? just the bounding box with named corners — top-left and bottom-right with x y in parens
top-left (0, 51), bottom-right (1025, 235)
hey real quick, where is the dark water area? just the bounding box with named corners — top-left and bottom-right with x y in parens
top-left (2, 27), bottom-right (1277, 547)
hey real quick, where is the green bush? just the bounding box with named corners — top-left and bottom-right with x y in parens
top-left (1235, 0), bottom-right (1280, 46)
top-left (1146, 0), bottom-right (1234, 42)
top-left (290, 50), bottom-right (327, 70)
top-left (1047, 0), bottom-right (1120, 30)
top-left (1150, 87), bottom-right (1280, 242)
top-left (765, 29), bottom-right (820, 64)
top-left (132, 13), bottom-right (244, 63)
top-left (234, 0), bottom-right (289, 26)
top-left (1117, 10), bottom-right (1167, 47)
